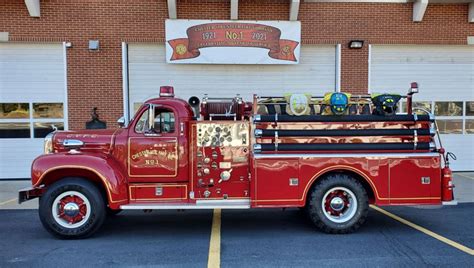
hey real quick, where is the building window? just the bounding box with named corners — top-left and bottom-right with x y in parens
top-left (0, 103), bottom-right (29, 119)
top-left (34, 122), bottom-right (65, 138)
top-left (434, 102), bottom-right (463, 116)
top-left (401, 101), bottom-right (432, 115)
top-left (33, 103), bottom-right (64, 119)
top-left (400, 100), bottom-right (473, 135)
top-left (436, 120), bottom-right (463, 134)
top-left (465, 119), bottom-right (474, 134)
top-left (0, 102), bottom-right (65, 139)
top-left (0, 122), bottom-right (30, 138)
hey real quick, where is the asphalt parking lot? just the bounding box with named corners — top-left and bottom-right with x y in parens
top-left (0, 174), bottom-right (473, 267)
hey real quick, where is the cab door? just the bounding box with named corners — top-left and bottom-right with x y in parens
top-left (128, 104), bottom-right (187, 182)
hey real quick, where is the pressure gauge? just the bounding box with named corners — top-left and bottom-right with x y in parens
top-left (220, 171), bottom-right (231, 181)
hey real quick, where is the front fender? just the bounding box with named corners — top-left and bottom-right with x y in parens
top-left (31, 152), bottom-right (128, 206)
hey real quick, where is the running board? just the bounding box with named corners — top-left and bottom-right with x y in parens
top-left (120, 199), bottom-right (251, 210)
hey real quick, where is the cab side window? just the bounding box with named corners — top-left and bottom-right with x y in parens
top-left (134, 106), bottom-right (175, 134)
top-left (135, 108), bottom-right (149, 133)
top-left (154, 109), bottom-right (175, 133)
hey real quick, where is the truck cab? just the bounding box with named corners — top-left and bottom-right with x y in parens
top-left (19, 85), bottom-right (454, 239)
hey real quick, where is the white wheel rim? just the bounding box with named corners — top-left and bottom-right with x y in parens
top-left (52, 191), bottom-right (91, 229)
top-left (321, 187), bottom-right (358, 223)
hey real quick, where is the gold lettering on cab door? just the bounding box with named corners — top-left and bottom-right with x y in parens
top-left (132, 146), bottom-right (177, 167)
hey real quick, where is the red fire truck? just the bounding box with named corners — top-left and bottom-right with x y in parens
top-left (19, 84), bottom-right (455, 238)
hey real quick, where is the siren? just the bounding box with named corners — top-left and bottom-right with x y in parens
top-left (188, 96), bottom-right (200, 107)
top-left (188, 96), bottom-right (200, 118)
top-left (160, 86), bottom-right (175, 97)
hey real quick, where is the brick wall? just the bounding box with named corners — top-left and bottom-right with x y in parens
top-left (0, 0), bottom-right (472, 129)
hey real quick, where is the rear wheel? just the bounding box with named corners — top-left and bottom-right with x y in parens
top-left (39, 178), bottom-right (106, 239)
top-left (307, 173), bottom-right (368, 234)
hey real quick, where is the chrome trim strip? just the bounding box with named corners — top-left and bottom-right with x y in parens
top-left (63, 139), bottom-right (84, 148)
top-left (121, 199), bottom-right (251, 210)
top-left (253, 152), bottom-right (440, 159)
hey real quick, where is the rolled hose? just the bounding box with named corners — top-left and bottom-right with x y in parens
top-left (255, 128), bottom-right (433, 137)
top-left (254, 142), bottom-right (431, 152)
top-left (254, 114), bottom-right (433, 123)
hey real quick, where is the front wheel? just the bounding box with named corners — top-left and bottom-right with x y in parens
top-left (307, 173), bottom-right (368, 234)
top-left (39, 178), bottom-right (106, 239)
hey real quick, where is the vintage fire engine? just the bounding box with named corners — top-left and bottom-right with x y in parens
top-left (19, 84), bottom-right (455, 238)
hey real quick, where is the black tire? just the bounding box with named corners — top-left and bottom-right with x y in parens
top-left (39, 178), bottom-right (106, 239)
top-left (307, 173), bottom-right (368, 234)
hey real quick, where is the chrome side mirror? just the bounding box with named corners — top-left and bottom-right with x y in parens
top-left (117, 116), bottom-right (126, 127)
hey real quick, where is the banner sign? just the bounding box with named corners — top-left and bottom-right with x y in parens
top-left (166, 20), bottom-right (301, 64)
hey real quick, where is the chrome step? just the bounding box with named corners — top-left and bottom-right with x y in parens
top-left (120, 199), bottom-right (250, 210)
top-left (442, 200), bottom-right (458, 206)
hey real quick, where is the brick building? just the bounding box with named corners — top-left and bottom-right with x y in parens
top-left (0, 0), bottom-right (473, 178)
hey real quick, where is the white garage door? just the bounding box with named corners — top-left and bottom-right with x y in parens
top-left (0, 43), bottom-right (67, 179)
top-left (127, 44), bottom-right (338, 115)
top-left (370, 45), bottom-right (474, 171)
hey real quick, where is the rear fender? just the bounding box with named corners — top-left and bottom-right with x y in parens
top-left (303, 165), bottom-right (379, 205)
top-left (32, 152), bottom-right (128, 208)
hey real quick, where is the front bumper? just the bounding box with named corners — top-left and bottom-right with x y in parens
top-left (18, 187), bottom-right (44, 204)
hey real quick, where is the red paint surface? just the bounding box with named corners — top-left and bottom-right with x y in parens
top-left (30, 95), bottom-right (444, 208)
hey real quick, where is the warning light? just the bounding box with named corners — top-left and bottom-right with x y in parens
top-left (160, 86), bottom-right (175, 98)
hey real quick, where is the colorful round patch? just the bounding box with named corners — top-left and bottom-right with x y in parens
top-left (282, 45), bottom-right (291, 55)
top-left (176, 44), bottom-right (187, 55)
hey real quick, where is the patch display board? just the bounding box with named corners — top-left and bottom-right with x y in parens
top-left (165, 19), bottom-right (301, 64)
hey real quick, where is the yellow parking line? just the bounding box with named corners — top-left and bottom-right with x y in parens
top-left (456, 173), bottom-right (474, 180)
top-left (371, 205), bottom-right (474, 256)
top-left (208, 208), bottom-right (221, 268)
top-left (0, 198), bottom-right (17, 207)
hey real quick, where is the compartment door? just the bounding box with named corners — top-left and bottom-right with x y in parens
top-left (389, 158), bottom-right (441, 204)
top-left (254, 158), bottom-right (300, 205)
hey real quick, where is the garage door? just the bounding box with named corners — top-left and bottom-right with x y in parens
top-left (0, 43), bottom-right (67, 179)
top-left (370, 45), bottom-right (474, 171)
top-left (127, 44), bottom-right (338, 115)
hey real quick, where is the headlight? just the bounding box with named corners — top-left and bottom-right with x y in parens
top-left (44, 132), bottom-right (54, 154)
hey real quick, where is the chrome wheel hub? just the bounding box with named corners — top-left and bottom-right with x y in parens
top-left (63, 202), bottom-right (80, 217)
top-left (329, 197), bottom-right (344, 211)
